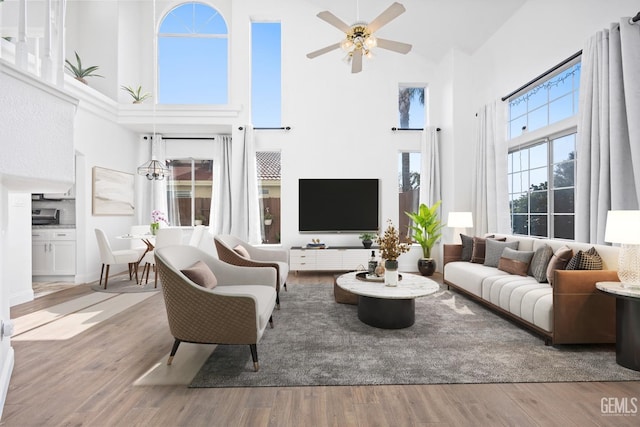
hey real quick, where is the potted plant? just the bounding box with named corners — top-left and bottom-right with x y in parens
top-left (194, 214), bottom-right (205, 226)
top-left (121, 85), bottom-right (151, 104)
top-left (376, 220), bottom-right (410, 286)
top-left (64, 51), bottom-right (103, 84)
top-left (405, 200), bottom-right (445, 276)
top-left (263, 207), bottom-right (273, 225)
top-left (150, 210), bottom-right (169, 235)
top-left (359, 232), bottom-right (376, 249)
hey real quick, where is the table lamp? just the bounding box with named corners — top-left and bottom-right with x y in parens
top-left (447, 212), bottom-right (473, 244)
top-left (604, 210), bottom-right (640, 289)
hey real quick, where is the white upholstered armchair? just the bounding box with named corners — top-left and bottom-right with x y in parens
top-left (214, 235), bottom-right (289, 308)
top-left (154, 245), bottom-right (277, 371)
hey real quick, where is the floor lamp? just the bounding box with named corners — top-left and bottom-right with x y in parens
top-left (604, 210), bottom-right (640, 289)
top-left (447, 212), bottom-right (473, 244)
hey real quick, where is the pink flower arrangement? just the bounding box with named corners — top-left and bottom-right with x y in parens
top-left (151, 210), bottom-right (168, 225)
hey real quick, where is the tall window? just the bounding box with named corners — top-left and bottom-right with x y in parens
top-left (251, 22), bottom-right (281, 127)
top-left (508, 63), bottom-right (580, 139)
top-left (508, 132), bottom-right (575, 239)
top-left (158, 2), bottom-right (228, 104)
top-left (398, 152), bottom-right (421, 242)
top-left (398, 86), bottom-right (425, 128)
top-left (166, 159), bottom-right (213, 227)
top-left (507, 60), bottom-right (580, 239)
top-left (257, 152), bottom-right (281, 244)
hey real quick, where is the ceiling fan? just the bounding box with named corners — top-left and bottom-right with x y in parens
top-left (306, 2), bottom-right (412, 74)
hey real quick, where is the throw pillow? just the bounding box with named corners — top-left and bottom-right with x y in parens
top-left (181, 260), bottom-right (217, 289)
top-left (498, 247), bottom-right (535, 276)
top-left (471, 236), bottom-right (505, 264)
top-left (460, 234), bottom-right (474, 261)
top-left (528, 244), bottom-right (553, 283)
top-left (546, 246), bottom-right (573, 286)
top-left (233, 244), bottom-right (251, 259)
top-left (566, 247), bottom-right (603, 271)
top-left (484, 240), bottom-right (519, 268)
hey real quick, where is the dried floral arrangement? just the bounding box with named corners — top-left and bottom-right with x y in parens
top-left (376, 219), bottom-right (410, 260)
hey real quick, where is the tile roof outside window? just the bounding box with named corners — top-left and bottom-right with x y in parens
top-left (256, 152), bottom-right (281, 180)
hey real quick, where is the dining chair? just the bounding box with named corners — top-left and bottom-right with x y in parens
top-left (140, 227), bottom-right (183, 287)
top-left (94, 228), bottom-right (141, 289)
top-left (188, 225), bottom-right (207, 248)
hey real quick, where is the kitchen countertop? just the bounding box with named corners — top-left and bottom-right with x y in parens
top-left (32, 225), bottom-right (76, 229)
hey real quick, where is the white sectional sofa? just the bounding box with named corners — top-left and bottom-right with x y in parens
top-left (443, 234), bottom-right (620, 345)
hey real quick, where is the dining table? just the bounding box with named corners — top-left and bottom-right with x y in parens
top-left (116, 233), bottom-right (156, 284)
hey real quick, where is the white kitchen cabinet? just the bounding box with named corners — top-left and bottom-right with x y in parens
top-left (290, 247), bottom-right (371, 272)
top-left (32, 229), bottom-right (76, 275)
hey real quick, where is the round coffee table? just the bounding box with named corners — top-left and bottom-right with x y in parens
top-left (596, 281), bottom-right (640, 371)
top-left (336, 271), bottom-right (439, 329)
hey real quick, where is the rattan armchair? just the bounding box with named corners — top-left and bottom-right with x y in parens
top-left (155, 245), bottom-right (277, 371)
top-left (214, 235), bottom-right (289, 308)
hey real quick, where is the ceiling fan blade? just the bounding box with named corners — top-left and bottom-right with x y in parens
top-left (351, 49), bottom-right (363, 73)
top-left (306, 42), bottom-right (341, 59)
top-left (367, 2), bottom-right (406, 33)
top-left (376, 38), bottom-right (412, 54)
top-left (317, 11), bottom-right (352, 33)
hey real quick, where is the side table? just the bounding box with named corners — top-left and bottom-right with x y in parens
top-left (596, 282), bottom-right (640, 371)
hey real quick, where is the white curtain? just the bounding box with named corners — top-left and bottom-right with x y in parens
top-left (576, 18), bottom-right (640, 244)
top-left (210, 126), bottom-right (261, 243)
top-left (211, 135), bottom-right (233, 236)
top-left (419, 126), bottom-right (441, 207)
top-left (472, 100), bottom-right (510, 235)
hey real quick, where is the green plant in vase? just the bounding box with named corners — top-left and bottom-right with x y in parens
top-left (405, 200), bottom-right (444, 276)
top-left (121, 85), bottom-right (151, 103)
top-left (64, 51), bottom-right (103, 84)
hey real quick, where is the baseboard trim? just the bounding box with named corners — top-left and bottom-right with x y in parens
top-left (0, 346), bottom-right (15, 421)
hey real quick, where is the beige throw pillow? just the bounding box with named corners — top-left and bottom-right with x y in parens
top-left (545, 246), bottom-right (573, 286)
top-left (233, 244), bottom-right (251, 259)
top-left (181, 260), bottom-right (217, 289)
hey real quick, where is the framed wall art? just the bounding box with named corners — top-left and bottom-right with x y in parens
top-left (92, 166), bottom-right (135, 215)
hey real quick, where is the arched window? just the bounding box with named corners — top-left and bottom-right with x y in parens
top-left (158, 2), bottom-right (228, 104)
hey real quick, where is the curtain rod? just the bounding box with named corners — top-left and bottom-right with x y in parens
top-left (391, 127), bottom-right (441, 131)
top-left (501, 50), bottom-right (582, 102)
top-left (501, 9), bottom-right (638, 102)
top-left (238, 126), bottom-right (291, 131)
top-left (142, 136), bottom-right (216, 140)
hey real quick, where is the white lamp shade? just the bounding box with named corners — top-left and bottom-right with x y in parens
top-left (604, 210), bottom-right (640, 244)
top-left (447, 212), bottom-right (473, 228)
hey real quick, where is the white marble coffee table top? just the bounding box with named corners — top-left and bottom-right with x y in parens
top-left (336, 271), bottom-right (439, 299)
top-left (596, 281), bottom-right (640, 299)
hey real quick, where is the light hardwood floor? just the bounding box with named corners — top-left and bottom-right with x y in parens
top-left (4, 272), bottom-right (640, 426)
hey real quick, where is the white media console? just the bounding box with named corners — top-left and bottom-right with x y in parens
top-left (289, 246), bottom-right (375, 272)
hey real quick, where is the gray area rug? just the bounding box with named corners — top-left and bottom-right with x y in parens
top-left (90, 273), bottom-right (161, 293)
top-left (189, 283), bottom-right (640, 387)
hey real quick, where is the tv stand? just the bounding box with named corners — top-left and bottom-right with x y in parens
top-left (290, 246), bottom-right (375, 272)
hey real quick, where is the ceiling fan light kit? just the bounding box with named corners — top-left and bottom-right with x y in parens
top-left (307, 2), bottom-right (412, 73)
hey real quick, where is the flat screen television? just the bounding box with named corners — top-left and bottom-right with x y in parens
top-left (298, 178), bottom-right (379, 233)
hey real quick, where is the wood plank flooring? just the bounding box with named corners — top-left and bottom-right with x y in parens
top-left (3, 272), bottom-right (639, 426)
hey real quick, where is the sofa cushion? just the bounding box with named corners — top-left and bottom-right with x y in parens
top-left (498, 247), bottom-right (534, 276)
top-left (181, 260), bottom-right (218, 289)
top-left (566, 247), bottom-right (603, 271)
top-left (546, 246), bottom-right (573, 286)
top-left (471, 236), bottom-right (505, 264)
top-left (460, 234), bottom-right (474, 261)
top-left (528, 244), bottom-right (553, 283)
top-left (445, 261), bottom-right (509, 297)
top-left (484, 240), bottom-right (519, 267)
